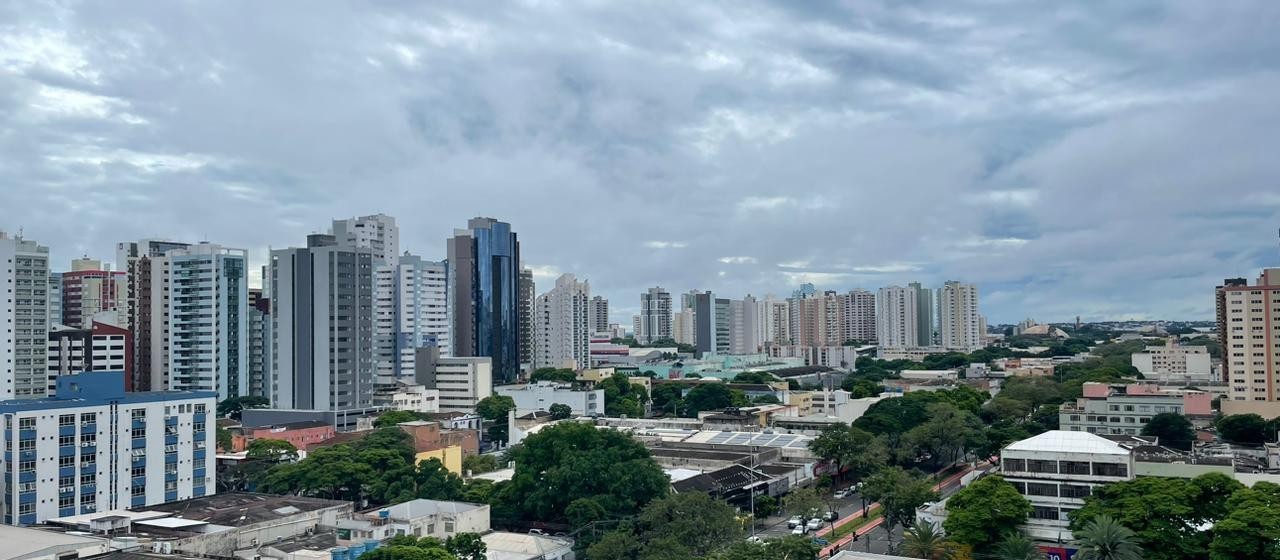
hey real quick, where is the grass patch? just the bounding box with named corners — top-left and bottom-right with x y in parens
top-left (826, 506), bottom-right (882, 541)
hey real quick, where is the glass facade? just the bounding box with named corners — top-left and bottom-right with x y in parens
top-left (471, 220), bottom-right (520, 383)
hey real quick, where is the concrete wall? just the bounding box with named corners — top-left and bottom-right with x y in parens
top-left (174, 503), bottom-right (353, 558)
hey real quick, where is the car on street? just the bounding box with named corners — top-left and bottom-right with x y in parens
top-left (791, 525), bottom-right (807, 536)
top-left (787, 516), bottom-right (804, 529)
top-left (833, 488), bottom-right (849, 499)
top-left (806, 519), bottom-right (823, 531)
top-left (824, 510), bottom-right (839, 521)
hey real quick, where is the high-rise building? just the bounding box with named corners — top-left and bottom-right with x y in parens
top-left (164, 244), bottom-right (249, 400)
top-left (47, 273), bottom-right (62, 326)
top-left (413, 347), bottom-right (493, 413)
top-left (60, 259), bottom-right (127, 329)
top-left (694, 292), bottom-right (730, 356)
top-left (1216, 277), bottom-right (1248, 384)
top-left (1221, 269), bottom-right (1280, 401)
top-left (246, 288), bottom-right (271, 398)
top-left (0, 371), bottom-right (216, 526)
top-left (729, 296), bottom-right (760, 354)
top-left (588, 295), bottom-right (609, 334)
top-left (270, 234), bottom-right (375, 411)
top-left (908, 282), bottom-right (935, 346)
top-left (390, 255), bottom-right (450, 376)
top-left (787, 291), bottom-right (845, 347)
top-left (637, 287), bottom-right (672, 344)
top-left (840, 289), bottom-right (876, 343)
top-left (938, 281), bottom-right (981, 351)
top-left (446, 218), bottom-right (522, 385)
top-left (534, 274), bottom-right (591, 370)
top-left (673, 290), bottom-right (698, 346)
top-left (0, 232), bottom-right (50, 399)
top-left (46, 321), bottom-right (130, 394)
top-left (876, 285), bottom-right (918, 349)
top-left (518, 268), bottom-right (535, 370)
top-left (331, 213), bottom-right (399, 265)
top-left (117, 239), bottom-right (190, 392)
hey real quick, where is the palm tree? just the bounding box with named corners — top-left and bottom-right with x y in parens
top-left (994, 533), bottom-right (1043, 560)
top-left (1075, 514), bottom-right (1143, 560)
top-left (901, 520), bottom-right (954, 560)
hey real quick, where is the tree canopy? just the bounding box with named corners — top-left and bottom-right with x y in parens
top-left (1141, 412), bottom-right (1196, 450)
top-left (861, 467), bottom-right (939, 543)
top-left (217, 395), bottom-right (270, 419)
top-left (585, 492), bottom-right (741, 560)
top-left (599, 372), bottom-right (649, 417)
top-left (1216, 413), bottom-right (1275, 445)
top-left (531, 367), bottom-right (578, 383)
top-left (475, 395), bottom-right (517, 442)
top-left (493, 422), bottom-right (668, 524)
top-left (943, 475), bottom-right (1030, 552)
top-left (808, 424), bottom-right (887, 481)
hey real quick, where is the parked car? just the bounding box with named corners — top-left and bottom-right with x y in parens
top-left (787, 516), bottom-right (803, 529)
top-left (746, 535), bottom-right (763, 544)
top-left (824, 510), bottom-right (839, 521)
top-left (792, 525), bottom-right (807, 536)
top-left (806, 519), bottom-right (823, 531)
top-left (833, 488), bottom-right (849, 499)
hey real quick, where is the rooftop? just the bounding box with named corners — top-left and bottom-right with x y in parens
top-left (0, 525), bottom-right (104, 558)
top-left (374, 499), bottom-right (487, 520)
top-left (482, 531), bottom-right (573, 560)
top-left (1003, 430), bottom-right (1131, 456)
top-left (0, 371), bottom-right (214, 412)
top-left (143, 492), bottom-right (349, 526)
top-left (252, 420), bottom-right (331, 431)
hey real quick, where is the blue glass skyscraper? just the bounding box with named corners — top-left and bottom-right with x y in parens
top-left (447, 218), bottom-right (522, 384)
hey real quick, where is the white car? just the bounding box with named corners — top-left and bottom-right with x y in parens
top-left (791, 525), bottom-right (807, 535)
top-left (787, 516), bottom-right (803, 529)
top-left (806, 519), bottom-right (823, 531)
top-left (833, 489), bottom-right (849, 499)
top-left (746, 535), bottom-right (763, 544)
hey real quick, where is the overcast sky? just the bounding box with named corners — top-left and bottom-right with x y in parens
top-left (3, 2), bottom-right (1279, 324)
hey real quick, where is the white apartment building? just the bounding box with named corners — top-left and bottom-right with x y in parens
top-left (338, 499), bottom-right (491, 543)
top-left (166, 244), bottom-right (249, 400)
top-left (875, 286), bottom-right (918, 349)
top-left (637, 287), bottom-right (672, 344)
top-left (1131, 338), bottom-right (1213, 381)
top-left (47, 273), bottom-right (62, 327)
top-left (331, 213), bottom-right (399, 265)
top-left (413, 348), bottom-right (493, 413)
top-left (374, 255), bottom-right (451, 384)
top-left (1220, 269), bottom-right (1280, 401)
top-left (0, 371), bottom-right (216, 526)
top-left (999, 431), bottom-right (1135, 541)
top-left (1, 232), bottom-right (50, 399)
top-left (372, 383), bottom-right (441, 414)
top-left (673, 309), bottom-right (696, 346)
top-left (496, 381), bottom-right (604, 415)
top-left (588, 296), bottom-right (609, 334)
top-left (754, 295), bottom-right (788, 346)
top-left (534, 274), bottom-right (591, 370)
top-left (46, 322), bottom-right (129, 394)
top-left (938, 281), bottom-right (981, 352)
top-left (729, 296), bottom-right (760, 354)
top-left (840, 290), bottom-right (876, 344)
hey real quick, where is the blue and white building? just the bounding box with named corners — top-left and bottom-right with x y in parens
top-left (0, 371), bottom-right (216, 526)
top-left (375, 254), bottom-right (450, 384)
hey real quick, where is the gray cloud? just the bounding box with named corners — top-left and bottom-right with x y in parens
top-left (2, 1), bottom-right (1278, 323)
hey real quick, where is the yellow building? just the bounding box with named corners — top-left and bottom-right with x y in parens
top-left (415, 445), bottom-right (464, 474)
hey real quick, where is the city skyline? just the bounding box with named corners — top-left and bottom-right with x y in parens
top-left (4, 2), bottom-right (1280, 324)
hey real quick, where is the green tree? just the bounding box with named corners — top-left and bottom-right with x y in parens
top-left (900, 403), bottom-right (985, 468)
top-left (216, 426), bottom-right (232, 451)
top-left (375, 410), bottom-right (422, 427)
top-left (753, 495), bottom-right (779, 519)
top-left (245, 438), bottom-right (299, 462)
top-left (494, 422), bottom-right (668, 523)
top-left (460, 479), bottom-right (495, 504)
top-left (783, 487), bottom-right (825, 518)
top-left (445, 533), bottom-right (487, 560)
top-left (1069, 473), bottom-right (1242, 560)
top-left (475, 395), bottom-right (517, 442)
top-left (414, 458), bottom-right (465, 501)
top-left (683, 383), bottom-right (737, 416)
top-left (586, 492), bottom-right (741, 560)
top-left (361, 546), bottom-right (456, 560)
top-left (862, 467), bottom-right (939, 545)
top-left (733, 371), bottom-right (778, 384)
top-left (943, 475), bottom-right (1030, 552)
top-left (1209, 482), bottom-right (1280, 560)
top-left (982, 396), bottom-right (1031, 423)
top-left (901, 520), bottom-right (956, 560)
top-left (651, 384), bottom-right (685, 416)
top-left (600, 372), bottom-right (649, 417)
top-left (1029, 404), bottom-right (1060, 431)
top-left (548, 403), bottom-right (573, 420)
top-left (462, 454), bottom-right (499, 475)
top-left (1074, 514), bottom-right (1143, 560)
top-left (808, 425), bottom-right (888, 482)
top-left (752, 394), bottom-right (782, 405)
top-left (530, 368), bottom-right (578, 383)
top-left (992, 533), bottom-right (1040, 560)
top-left (1216, 413), bottom-right (1269, 444)
top-left (217, 395), bottom-right (270, 419)
top-left (1141, 412), bottom-right (1195, 450)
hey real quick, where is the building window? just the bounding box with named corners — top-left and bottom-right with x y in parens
top-left (1003, 459), bottom-right (1026, 472)
top-left (59, 414), bottom-right (75, 427)
top-left (1026, 460), bottom-right (1058, 474)
top-left (1026, 483), bottom-right (1058, 497)
top-left (1093, 463), bottom-right (1128, 477)
top-left (1030, 506), bottom-right (1060, 521)
top-left (1061, 484), bottom-right (1092, 499)
top-left (1060, 461), bottom-right (1090, 475)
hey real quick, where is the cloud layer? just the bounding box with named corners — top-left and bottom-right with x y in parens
top-left (3, 1), bottom-right (1279, 323)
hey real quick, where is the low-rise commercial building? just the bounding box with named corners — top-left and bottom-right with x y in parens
top-left (413, 348), bottom-right (493, 413)
top-left (232, 420), bottom-right (335, 452)
top-left (337, 499), bottom-right (490, 542)
top-left (1059, 382), bottom-right (1213, 435)
top-left (1000, 431), bottom-right (1136, 542)
top-left (495, 381), bottom-right (604, 416)
top-left (1131, 338), bottom-right (1213, 382)
top-left (372, 382), bottom-right (441, 414)
top-left (0, 371), bottom-right (216, 526)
